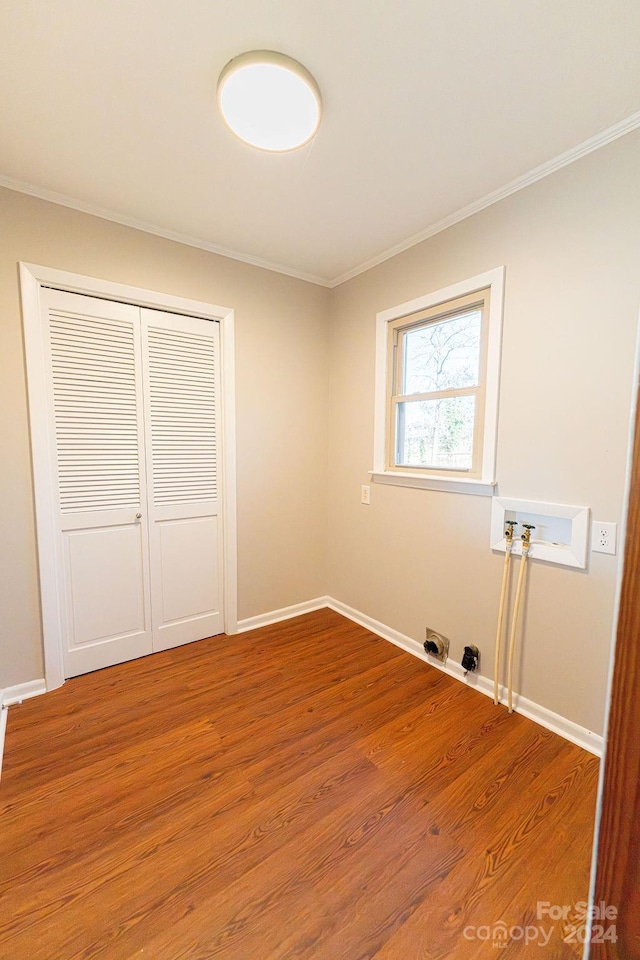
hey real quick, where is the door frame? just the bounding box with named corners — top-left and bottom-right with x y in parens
top-left (585, 302), bottom-right (640, 957)
top-left (588, 374), bottom-right (640, 957)
top-left (20, 261), bottom-right (238, 692)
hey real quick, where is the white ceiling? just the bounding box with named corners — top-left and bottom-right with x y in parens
top-left (1, 1), bottom-right (639, 286)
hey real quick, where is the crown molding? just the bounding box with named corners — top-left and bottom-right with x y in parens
top-left (0, 175), bottom-right (332, 288)
top-left (2, 110), bottom-right (639, 291)
top-left (329, 110), bottom-right (640, 287)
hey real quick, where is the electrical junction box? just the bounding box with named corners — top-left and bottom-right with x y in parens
top-left (490, 497), bottom-right (590, 569)
top-left (424, 629), bottom-right (449, 663)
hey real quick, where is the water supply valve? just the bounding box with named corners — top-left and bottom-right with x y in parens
top-left (521, 523), bottom-right (535, 543)
top-left (505, 520), bottom-right (517, 543)
top-left (521, 523), bottom-right (536, 555)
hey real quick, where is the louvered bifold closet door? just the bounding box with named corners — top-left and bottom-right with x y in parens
top-left (141, 309), bottom-right (223, 652)
top-left (42, 289), bottom-right (153, 678)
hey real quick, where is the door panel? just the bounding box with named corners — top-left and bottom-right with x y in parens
top-left (43, 289), bottom-right (152, 678)
top-left (145, 320), bottom-right (218, 505)
top-left (49, 308), bottom-right (143, 512)
top-left (62, 521), bottom-right (149, 674)
top-left (158, 518), bottom-right (219, 623)
top-left (142, 309), bottom-right (223, 652)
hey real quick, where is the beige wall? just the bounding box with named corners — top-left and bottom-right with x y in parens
top-left (3, 130), bottom-right (640, 737)
top-left (327, 130), bottom-right (640, 736)
top-left (0, 187), bottom-right (330, 688)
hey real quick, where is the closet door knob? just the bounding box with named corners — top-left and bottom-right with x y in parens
top-left (135, 513), bottom-right (142, 520)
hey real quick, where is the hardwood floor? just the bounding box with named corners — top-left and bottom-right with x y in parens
top-left (0, 610), bottom-right (599, 959)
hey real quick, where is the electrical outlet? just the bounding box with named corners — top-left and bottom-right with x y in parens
top-left (361, 484), bottom-right (371, 505)
top-left (591, 521), bottom-right (617, 556)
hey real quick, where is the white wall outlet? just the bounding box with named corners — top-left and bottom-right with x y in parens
top-left (591, 521), bottom-right (617, 555)
top-left (361, 484), bottom-right (371, 505)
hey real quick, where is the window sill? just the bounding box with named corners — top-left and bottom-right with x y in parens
top-left (369, 470), bottom-right (496, 497)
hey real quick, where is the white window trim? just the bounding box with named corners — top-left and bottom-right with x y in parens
top-left (372, 266), bottom-right (505, 496)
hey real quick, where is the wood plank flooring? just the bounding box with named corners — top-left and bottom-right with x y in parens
top-left (0, 610), bottom-right (599, 959)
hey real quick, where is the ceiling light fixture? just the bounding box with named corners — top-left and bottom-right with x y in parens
top-left (217, 51), bottom-right (322, 153)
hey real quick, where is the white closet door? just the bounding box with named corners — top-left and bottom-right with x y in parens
top-left (42, 289), bottom-right (152, 678)
top-left (141, 309), bottom-right (223, 652)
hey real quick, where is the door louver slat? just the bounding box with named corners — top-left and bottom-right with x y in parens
top-left (50, 313), bottom-right (141, 513)
top-left (148, 326), bottom-right (217, 506)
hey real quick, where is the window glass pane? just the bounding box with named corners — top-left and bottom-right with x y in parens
top-left (402, 310), bottom-right (481, 395)
top-left (396, 395), bottom-right (475, 469)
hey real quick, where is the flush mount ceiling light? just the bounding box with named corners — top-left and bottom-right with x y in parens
top-left (217, 51), bottom-right (322, 152)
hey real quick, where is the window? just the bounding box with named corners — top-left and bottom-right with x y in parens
top-left (373, 267), bottom-right (504, 495)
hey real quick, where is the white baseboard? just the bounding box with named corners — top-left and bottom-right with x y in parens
top-left (1, 679), bottom-right (47, 707)
top-left (236, 597), bottom-right (331, 633)
top-left (326, 599), bottom-right (603, 757)
top-left (2, 602), bottom-right (601, 761)
top-left (0, 705), bottom-right (8, 782)
top-left (236, 596), bottom-right (603, 757)
top-left (0, 679), bottom-right (47, 780)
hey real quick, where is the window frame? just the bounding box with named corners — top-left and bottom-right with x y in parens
top-left (372, 266), bottom-right (505, 495)
top-left (387, 289), bottom-right (490, 478)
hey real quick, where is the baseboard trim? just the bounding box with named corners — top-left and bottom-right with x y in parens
top-left (0, 679), bottom-right (47, 780)
top-left (236, 597), bottom-right (331, 633)
top-left (1, 679), bottom-right (47, 708)
top-left (0, 705), bottom-right (8, 782)
top-left (236, 596), bottom-right (603, 757)
top-left (326, 599), bottom-right (603, 757)
top-left (0, 608), bottom-right (601, 764)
